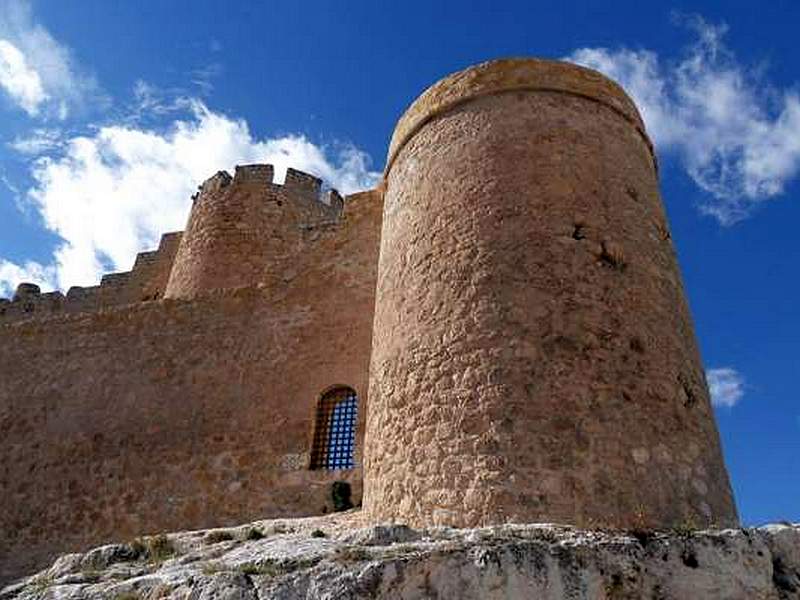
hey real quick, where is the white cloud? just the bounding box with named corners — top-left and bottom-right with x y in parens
top-left (0, 259), bottom-right (55, 298)
top-left (190, 63), bottom-right (222, 97)
top-left (7, 127), bottom-right (62, 154)
top-left (706, 367), bottom-right (745, 408)
top-left (0, 38), bottom-right (46, 115)
top-left (0, 169), bottom-right (20, 196)
top-left (566, 16), bottom-right (800, 225)
top-left (130, 80), bottom-right (194, 118)
top-left (2, 100), bottom-right (379, 293)
top-left (0, 0), bottom-right (104, 119)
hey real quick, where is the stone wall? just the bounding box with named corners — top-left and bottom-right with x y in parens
top-left (0, 188), bottom-right (383, 585)
top-left (0, 57), bottom-right (744, 588)
top-left (0, 232), bottom-right (182, 321)
top-left (164, 166), bottom-right (343, 299)
top-left (365, 58), bottom-right (738, 530)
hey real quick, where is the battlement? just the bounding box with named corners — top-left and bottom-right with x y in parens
top-left (2, 165), bottom-right (372, 318)
top-left (283, 166), bottom-right (321, 197)
top-left (193, 164), bottom-right (345, 215)
top-left (196, 170), bottom-right (232, 197)
top-left (0, 285), bottom-right (64, 320)
top-left (0, 231), bottom-right (183, 323)
top-left (234, 163), bottom-right (274, 184)
top-left (164, 164), bottom-right (351, 299)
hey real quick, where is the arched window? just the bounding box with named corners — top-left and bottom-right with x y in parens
top-left (310, 387), bottom-right (358, 470)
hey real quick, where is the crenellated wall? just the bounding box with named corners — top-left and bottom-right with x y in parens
top-left (164, 166), bottom-right (343, 299)
top-left (0, 172), bottom-right (383, 585)
top-left (0, 232), bottom-right (182, 322)
top-left (0, 164), bottom-right (348, 319)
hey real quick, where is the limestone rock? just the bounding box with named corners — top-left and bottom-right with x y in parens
top-left (2, 514), bottom-right (798, 599)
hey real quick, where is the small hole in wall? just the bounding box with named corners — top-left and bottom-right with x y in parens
top-left (572, 224), bottom-right (586, 240)
top-left (681, 550), bottom-right (699, 569)
top-left (655, 220), bottom-right (671, 241)
top-left (598, 242), bottom-right (626, 271)
top-left (277, 200), bottom-right (283, 206)
top-left (679, 374), bottom-right (697, 408)
top-left (629, 336), bottom-right (646, 354)
top-left (332, 481), bottom-right (354, 512)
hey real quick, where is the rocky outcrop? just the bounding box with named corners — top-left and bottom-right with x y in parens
top-left (2, 513), bottom-right (798, 599)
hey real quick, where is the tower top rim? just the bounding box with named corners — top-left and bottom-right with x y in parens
top-left (385, 57), bottom-right (653, 177)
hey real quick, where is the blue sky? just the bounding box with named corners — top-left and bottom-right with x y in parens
top-left (1, 0), bottom-right (798, 526)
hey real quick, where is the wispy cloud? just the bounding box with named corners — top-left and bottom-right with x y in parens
top-left (706, 367), bottom-right (745, 408)
top-left (0, 0), bottom-right (105, 119)
top-left (0, 168), bottom-right (21, 196)
top-left (130, 80), bottom-right (194, 119)
top-left (0, 38), bottom-right (46, 115)
top-left (126, 70), bottom-right (221, 124)
top-left (190, 63), bottom-right (222, 96)
top-left (7, 127), bottom-right (62, 154)
top-left (566, 16), bottom-right (800, 225)
top-left (1, 100), bottom-right (379, 294)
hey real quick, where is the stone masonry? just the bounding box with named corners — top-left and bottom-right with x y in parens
top-left (364, 58), bottom-right (737, 530)
top-left (0, 58), bottom-right (737, 585)
top-left (0, 169), bottom-right (381, 584)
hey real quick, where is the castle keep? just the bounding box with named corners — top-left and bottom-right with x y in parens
top-left (0, 58), bottom-right (738, 584)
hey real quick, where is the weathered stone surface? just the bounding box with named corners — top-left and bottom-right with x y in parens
top-left (385, 57), bottom-right (652, 178)
top-left (0, 232), bottom-right (182, 321)
top-left (0, 187), bottom-right (383, 585)
top-left (2, 515), bottom-right (798, 599)
top-left (164, 166), bottom-right (341, 300)
top-left (365, 58), bottom-right (737, 530)
top-left (1, 57), bottom-right (743, 590)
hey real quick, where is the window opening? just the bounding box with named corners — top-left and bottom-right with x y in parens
top-left (310, 387), bottom-right (357, 470)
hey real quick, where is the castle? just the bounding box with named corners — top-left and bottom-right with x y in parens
top-left (0, 58), bottom-right (738, 584)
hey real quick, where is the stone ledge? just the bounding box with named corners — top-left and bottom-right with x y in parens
top-left (2, 513), bottom-right (798, 599)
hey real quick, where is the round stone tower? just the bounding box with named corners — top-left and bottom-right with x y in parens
top-left (363, 58), bottom-right (738, 529)
top-left (165, 165), bottom-right (342, 299)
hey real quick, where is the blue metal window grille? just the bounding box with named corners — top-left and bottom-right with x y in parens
top-left (310, 387), bottom-right (357, 470)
